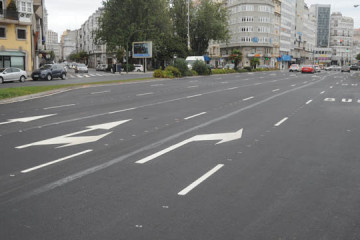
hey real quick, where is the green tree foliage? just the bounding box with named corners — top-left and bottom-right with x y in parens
top-left (190, 0), bottom-right (229, 55)
top-left (250, 58), bottom-right (260, 69)
top-left (95, 0), bottom-right (172, 56)
top-left (228, 49), bottom-right (242, 70)
top-left (69, 51), bottom-right (89, 62)
top-left (356, 53), bottom-right (360, 61)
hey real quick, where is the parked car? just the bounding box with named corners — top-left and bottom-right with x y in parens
top-left (350, 65), bottom-right (360, 71)
top-left (134, 64), bottom-right (144, 72)
top-left (96, 64), bottom-right (108, 71)
top-left (341, 66), bottom-right (351, 72)
top-left (223, 63), bottom-right (235, 69)
top-left (314, 65), bottom-right (321, 72)
top-left (31, 64), bottom-right (67, 81)
top-left (75, 64), bottom-right (88, 73)
top-left (0, 67), bottom-right (27, 83)
top-left (289, 64), bottom-right (300, 72)
top-left (70, 62), bottom-right (78, 69)
top-left (301, 65), bottom-right (315, 73)
top-left (325, 65), bottom-right (341, 71)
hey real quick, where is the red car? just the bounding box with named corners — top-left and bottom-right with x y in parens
top-left (301, 65), bottom-right (315, 73)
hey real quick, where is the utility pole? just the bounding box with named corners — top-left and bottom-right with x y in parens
top-left (187, 0), bottom-right (191, 50)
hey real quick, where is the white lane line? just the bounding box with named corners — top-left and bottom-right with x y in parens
top-left (275, 117), bottom-right (288, 127)
top-left (272, 89), bottom-right (280, 92)
top-left (291, 84), bottom-right (296, 87)
top-left (96, 74), bottom-right (103, 76)
top-left (91, 90), bottom-right (111, 95)
top-left (178, 164), bottom-right (224, 196)
top-left (220, 82), bottom-right (228, 84)
top-left (21, 150), bottom-right (93, 173)
top-left (89, 74), bottom-right (96, 77)
top-left (43, 104), bottom-right (76, 110)
top-left (184, 112), bottom-right (207, 120)
top-left (306, 100), bottom-right (313, 105)
top-left (108, 107), bottom-right (136, 114)
top-left (136, 92), bottom-right (154, 96)
top-left (151, 84), bottom-right (164, 87)
top-left (330, 86), bottom-right (333, 88)
top-left (320, 91), bottom-right (325, 94)
top-left (84, 74), bottom-right (91, 78)
top-left (303, 81), bottom-right (308, 84)
top-left (243, 96), bottom-right (254, 101)
top-left (187, 94), bottom-right (203, 98)
top-left (227, 87), bottom-right (238, 90)
top-left (188, 85), bottom-right (199, 88)
top-left (76, 75), bottom-right (83, 78)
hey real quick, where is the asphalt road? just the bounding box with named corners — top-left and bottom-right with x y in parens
top-left (1, 70), bottom-right (360, 239)
top-left (0, 68), bottom-right (153, 88)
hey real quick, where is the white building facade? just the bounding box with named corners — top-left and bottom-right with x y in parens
top-left (330, 12), bottom-right (354, 66)
top-left (77, 8), bottom-right (108, 68)
top-left (220, 0), bottom-right (277, 67)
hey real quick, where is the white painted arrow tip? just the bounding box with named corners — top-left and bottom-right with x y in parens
top-left (216, 128), bottom-right (243, 144)
top-left (88, 119), bottom-right (131, 130)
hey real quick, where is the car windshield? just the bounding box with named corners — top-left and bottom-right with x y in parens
top-left (40, 65), bottom-right (52, 69)
top-left (0, 68), bottom-right (5, 72)
top-left (78, 64), bottom-right (86, 67)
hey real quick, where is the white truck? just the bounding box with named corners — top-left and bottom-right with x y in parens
top-left (185, 56), bottom-right (206, 70)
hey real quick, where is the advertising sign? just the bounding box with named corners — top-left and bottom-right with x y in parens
top-left (132, 41), bottom-right (152, 58)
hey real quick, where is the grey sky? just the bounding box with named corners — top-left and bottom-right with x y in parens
top-left (45, 0), bottom-right (360, 41)
top-left (45, 0), bottom-right (103, 39)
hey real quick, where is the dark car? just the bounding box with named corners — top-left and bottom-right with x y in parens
top-left (31, 64), bottom-right (67, 81)
top-left (350, 65), bottom-right (360, 71)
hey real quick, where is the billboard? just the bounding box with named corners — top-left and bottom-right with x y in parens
top-left (132, 41), bottom-right (152, 58)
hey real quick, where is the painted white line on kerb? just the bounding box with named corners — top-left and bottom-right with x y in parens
top-left (272, 89), bottom-right (280, 92)
top-left (184, 112), bottom-right (207, 120)
top-left (187, 86), bottom-right (199, 88)
top-left (91, 91), bottom-right (110, 95)
top-left (275, 117), bottom-right (288, 127)
top-left (137, 92), bottom-right (154, 96)
top-left (43, 104), bottom-right (76, 110)
top-left (187, 94), bottom-right (202, 98)
top-left (21, 150), bottom-right (93, 173)
top-left (320, 91), bottom-right (326, 94)
top-left (243, 96), bottom-right (254, 101)
top-left (306, 100), bottom-right (313, 105)
top-left (178, 164), bottom-right (224, 196)
top-left (227, 87), bottom-right (238, 90)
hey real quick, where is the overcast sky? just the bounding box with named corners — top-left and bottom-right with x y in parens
top-left (45, 0), bottom-right (360, 41)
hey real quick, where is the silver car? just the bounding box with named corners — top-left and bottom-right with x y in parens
top-left (0, 67), bottom-right (27, 83)
top-left (75, 64), bottom-right (88, 73)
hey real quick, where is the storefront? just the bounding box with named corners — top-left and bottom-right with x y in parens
top-left (0, 51), bottom-right (26, 70)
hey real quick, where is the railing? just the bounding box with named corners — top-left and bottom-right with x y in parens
top-left (0, 9), bottom-right (19, 21)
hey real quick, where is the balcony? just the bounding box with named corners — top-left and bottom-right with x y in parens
top-left (0, 9), bottom-right (19, 21)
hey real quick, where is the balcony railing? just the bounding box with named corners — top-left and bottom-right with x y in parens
top-left (0, 9), bottom-right (19, 21)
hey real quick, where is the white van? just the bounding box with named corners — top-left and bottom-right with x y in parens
top-left (185, 56), bottom-right (205, 70)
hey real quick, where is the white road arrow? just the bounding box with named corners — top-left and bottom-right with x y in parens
top-left (136, 128), bottom-right (243, 164)
top-left (16, 119), bottom-right (131, 149)
top-left (0, 114), bottom-right (56, 125)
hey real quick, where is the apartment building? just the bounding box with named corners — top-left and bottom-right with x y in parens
top-left (0, 0), bottom-right (33, 71)
top-left (353, 28), bottom-right (360, 63)
top-left (279, 0), bottom-right (295, 69)
top-left (60, 29), bottom-right (77, 61)
top-left (330, 12), bottom-right (354, 66)
top-left (220, 0), bottom-right (277, 67)
top-left (46, 29), bottom-right (60, 62)
top-left (77, 8), bottom-right (108, 68)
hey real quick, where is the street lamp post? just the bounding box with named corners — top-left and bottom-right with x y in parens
top-left (187, 0), bottom-right (191, 50)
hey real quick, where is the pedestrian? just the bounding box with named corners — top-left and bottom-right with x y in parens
top-left (112, 63), bottom-right (116, 74)
top-left (117, 63), bottom-right (122, 74)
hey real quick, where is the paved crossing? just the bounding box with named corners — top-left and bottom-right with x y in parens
top-left (67, 72), bottom-right (116, 79)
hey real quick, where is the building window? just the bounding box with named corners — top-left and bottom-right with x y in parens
top-left (0, 27), bottom-right (6, 38)
top-left (17, 28), bottom-right (26, 40)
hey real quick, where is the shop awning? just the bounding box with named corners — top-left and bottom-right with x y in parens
top-left (0, 51), bottom-right (25, 57)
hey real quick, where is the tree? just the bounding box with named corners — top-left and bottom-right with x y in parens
top-left (356, 53), bottom-right (360, 61)
top-left (228, 49), bottom-right (242, 70)
top-left (250, 58), bottom-right (260, 69)
top-left (95, 0), bottom-right (172, 60)
top-left (190, 0), bottom-right (229, 55)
